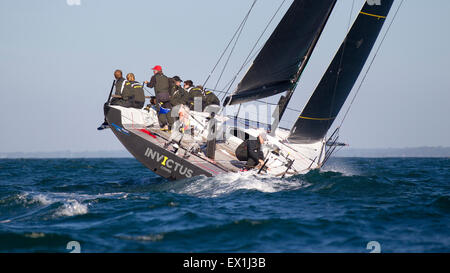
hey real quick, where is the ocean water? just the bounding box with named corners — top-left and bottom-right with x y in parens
top-left (0, 157), bottom-right (448, 253)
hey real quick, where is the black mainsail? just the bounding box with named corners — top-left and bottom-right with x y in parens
top-left (288, 0), bottom-right (394, 144)
top-left (224, 0), bottom-right (337, 106)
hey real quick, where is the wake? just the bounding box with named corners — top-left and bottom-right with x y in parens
top-left (169, 172), bottom-right (311, 198)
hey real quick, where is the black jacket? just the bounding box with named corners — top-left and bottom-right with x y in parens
top-left (147, 73), bottom-right (171, 95)
top-left (204, 90), bottom-right (220, 107)
top-left (170, 85), bottom-right (188, 106)
top-left (187, 87), bottom-right (205, 110)
top-left (246, 139), bottom-right (264, 164)
top-left (114, 77), bottom-right (125, 95)
top-left (122, 81), bottom-right (145, 103)
top-left (132, 82), bottom-right (145, 103)
top-left (235, 139), bottom-right (264, 163)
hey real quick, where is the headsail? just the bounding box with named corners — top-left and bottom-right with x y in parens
top-left (224, 0), bottom-right (337, 106)
top-left (288, 0), bottom-right (394, 144)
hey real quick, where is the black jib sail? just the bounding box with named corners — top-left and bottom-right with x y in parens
top-left (224, 0), bottom-right (337, 106)
top-left (288, 0), bottom-right (394, 144)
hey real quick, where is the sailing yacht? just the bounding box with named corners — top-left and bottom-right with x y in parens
top-left (102, 0), bottom-right (395, 180)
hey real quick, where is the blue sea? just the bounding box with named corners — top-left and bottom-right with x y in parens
top-left (0, 157), bottom-right (448, 253)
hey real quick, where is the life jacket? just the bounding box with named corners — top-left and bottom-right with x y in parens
top-left (189, 87), bottom-right (204, 97)
top-left (204, 90), bottom-right (220, 106)
top-left (121, 81), bottom-right (134, 101)
top-left (131, 82), bottom-right (145, 102)
top-left (170, 86), bottom-right (188, 106)
top-left (188, 87), bottom-right (205, 110)
top-left (154, 73), bottom-right (170, 95)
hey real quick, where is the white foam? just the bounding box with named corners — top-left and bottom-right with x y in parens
top-left (32, 194), bottom-right (53, 205)
top-left (15, 191), bottom-right (129, 218)
top-left (55, 199), bottom-right (88, 217)
top-left (177, 172), bottom-right (310, 198)
top-left (10, 193), bottom-right (51, 206)
top-left (16, 193), bottom-right (30, 204)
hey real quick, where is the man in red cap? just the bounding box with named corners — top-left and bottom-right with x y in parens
top-left (145, 65), bottom-right (173, 130)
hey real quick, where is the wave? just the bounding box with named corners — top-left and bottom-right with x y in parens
top-left (321, 160), bottom-right (361, 177)
top-left (32, 194), bottom-right (53, 205)
top-left (54, 199), bottom-right (88, 217)
top-left (1, 158), bottom-right (448, 253)
top-left (142, 162), bottom-right (382, 198)
top-left (165, 172), bottom-right (311, 198)
top-left (430, 195), bottom-right (450, 212)
top-left (0, 191), bottom-right (129, 221)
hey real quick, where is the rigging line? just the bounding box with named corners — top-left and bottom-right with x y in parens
top-left (234, 104), bottom-right (242, 118)
top-left (218, 76), bottom-right (238, 101)
top-left (219, 45), bottom-right (264, 105)
top-left (143, 86), bottom-right (154, 96)
top-left (220, 0), bottom-right (287, 102)
top-left (203, 0), bottom-right (257, 88)
top-left (229, 115), bottom-right (290, 131)
top-left (235, 0), bottom-right (287, 81)
top-left (203, 88), bottom-right (228, 95)
top-left (338, 0), bottom-right (404, 129)
top-left (213, 0), bottom-right (258, 91)
top-left (254, 99), bottom-right (301, 113)
top-left (213, 8), bottom-right (251, 91)
top-left (327, 0), bottom-right (356, 120)
top-left (219, 43), bottom-right (265, 102)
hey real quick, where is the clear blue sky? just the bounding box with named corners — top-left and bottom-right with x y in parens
top-left (0, 0), bottom-right (449, 153)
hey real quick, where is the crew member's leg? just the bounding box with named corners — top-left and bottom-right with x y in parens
top-left (164, 102), bottom-right (174, 130)
top-left (98, 102), bottom-right (110, 130)
top-left (156, 93), bottom-right (170, 130)
top-left (245, 158), bottom-right (258, 170)
top-left (157, 104), bottom-right (168, 129)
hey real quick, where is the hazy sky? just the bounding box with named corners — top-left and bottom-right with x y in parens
top-left (0, 0), bottom-right (449, 153)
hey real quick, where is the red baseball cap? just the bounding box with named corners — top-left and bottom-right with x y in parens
top-left (152, 65), bottom-right (162, 71)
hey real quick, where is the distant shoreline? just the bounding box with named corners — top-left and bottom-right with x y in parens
top-left (1, 147), bottom-right (449, 159)
top-left (334, 147), bottom-right (450, 158)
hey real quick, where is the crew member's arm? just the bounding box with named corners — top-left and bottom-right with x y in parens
top-left (145, 75), bottom-right (156, 88)
top-left (258, 151), bottom-right (265, 166)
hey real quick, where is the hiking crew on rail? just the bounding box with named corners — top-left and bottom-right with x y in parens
top-left (100, 65), bottom-right (221, 131)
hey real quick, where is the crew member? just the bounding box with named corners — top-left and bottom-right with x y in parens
top-left (187, 85), bottom-right (205, 111)
top-left (145, 65), bottom-right (173, 130)
top-left (98, 69), bottom-right (126, 130)
top-left (170, 76), bottom-right (188, 107)
top-left (204, 89), bottom-right (220, 108)
top-left (121, 73), bottom-right (145, 109)
top-left (235, 131), bottom-right (267, 170)
top-left (110, 69), bottom-right (126, 105)
top-left (183, 80), bottom-right (194, 93)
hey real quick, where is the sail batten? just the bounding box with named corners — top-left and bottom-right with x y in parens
top-left (288, 0), bottom-right (395, 144)
top-left (224, 0), bottom-right (337, 106)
